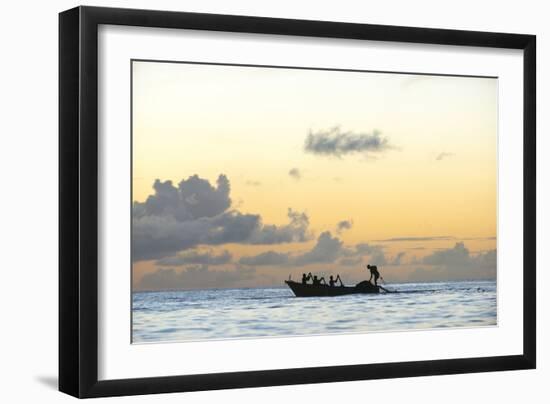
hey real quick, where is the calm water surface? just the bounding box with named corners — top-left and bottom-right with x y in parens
top-left (132, 280), bottom-right (496, 343)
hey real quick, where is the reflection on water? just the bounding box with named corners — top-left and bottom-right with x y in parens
top-left (132, 280), bottom-right (496, 343)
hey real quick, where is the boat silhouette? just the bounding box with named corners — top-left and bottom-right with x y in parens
top-left (285, 279), bottom-right (380, 297)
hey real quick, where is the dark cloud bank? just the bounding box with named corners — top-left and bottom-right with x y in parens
top-left (156, 249), bottom-right (232, 266)
top-left (140, 231), bottom-right (400, 290)
top-left (140, 265), bottom-right (256, 290)
top-left (410, 242), bottom-right (496, 281)
top-left (236, 238), bottom-right (495, 282)
top-left (139, 241), bottom-right (495, 290)
top-left (134, 175), bottom-right (496, 289)
top-left (132, 175), bottom-right (310, 261)
top-left (238, 231), bottom-right (397, 268)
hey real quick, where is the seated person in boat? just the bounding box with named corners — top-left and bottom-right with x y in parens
top-left (301, 272), bottom-right (312, 285)
top-left (329, 274), bottom-right (343, 287)
top-left (367, 264), bottom-right (381, 285)
top-left (312, 275), bottom-right (326, 286)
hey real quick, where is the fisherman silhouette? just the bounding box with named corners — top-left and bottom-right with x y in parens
top-left (329, 275), bottom-right (336, 287)
top-left (329, 274), bottom-right (343, 287)
top-left (312, 275), bottom-right (326, 286)
top-left (367, 264), bottom-right (380, 286)
top-left (302, 273), bottom-right (312, 285)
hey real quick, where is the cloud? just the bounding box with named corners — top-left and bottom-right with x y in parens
top-left (304, 127), bottom-right (391, 157)
top-left (239, 233), bottom-right (396, 268)
top-left (336, 219), bottom-right (353, 234)
top-left (132, 175), bottom-right (311, 261)
top-left (248, 209), bottom-right (311, 244)
top-left (288, 168), bottom-right (301, 180)
top-left (238, 231), bottom-right (342, 267)
top-left (294, 231), bottom-right (343, 265)
top-left (410, 242), bottom-right (496, 281)
top-left (139, 265), bottom-right (256, 291)
top-left (245, 180), bottom-right (261, 187)
top-left (421, 242), bottom-right (470, 266)
top-left (134, 175), bottom-right (231, 221)
top-left (389, 252), bottom-right (406, 265)
top-left (239, 251), bottom-right (290, 266)
top-left (462, 236), bottom-right (497, 241)
top-left (338, 256), bottom-right (364, 266)
top-left (156, 249), bottom-right (232, 266)
top-left (375, 236), bottom-right (456, 242)
top-left (436, 152), bottom-right (455, 161)
top-left (352, 243), bottom-right (388, 266)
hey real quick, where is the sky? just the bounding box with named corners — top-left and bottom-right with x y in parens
top-left (131, 60), bottom-right (497, 291)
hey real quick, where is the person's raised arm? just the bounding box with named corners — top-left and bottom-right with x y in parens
top-left (336, 274), bottom-right (344, 286)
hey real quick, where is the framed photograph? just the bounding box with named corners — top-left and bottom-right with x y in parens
top-left (59, 6), bottom-right (536, 398)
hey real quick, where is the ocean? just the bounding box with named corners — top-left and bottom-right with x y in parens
top-left (132, 280), bottom-right (497, 343)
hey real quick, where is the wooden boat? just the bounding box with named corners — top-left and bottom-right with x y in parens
top-left (285, 280), bottom-right (380, 297)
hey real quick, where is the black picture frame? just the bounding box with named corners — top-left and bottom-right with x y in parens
top-left (59, 5), bottom-right (536, 398)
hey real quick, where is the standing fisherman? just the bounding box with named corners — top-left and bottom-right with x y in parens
top-left (366, 264), bottom-right (381, 286)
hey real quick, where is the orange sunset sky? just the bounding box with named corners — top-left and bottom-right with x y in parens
top-left (131, 61), bottom-right (497, 291)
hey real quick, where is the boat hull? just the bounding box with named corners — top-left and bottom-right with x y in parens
top-left (285, 280), bottom-right (379, 297)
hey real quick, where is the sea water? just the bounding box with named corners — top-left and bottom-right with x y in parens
top-left (132, 280), bottom-right (496, 343)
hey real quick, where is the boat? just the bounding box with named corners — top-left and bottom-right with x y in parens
top-left (284, 280), bottom-right (380, 297)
